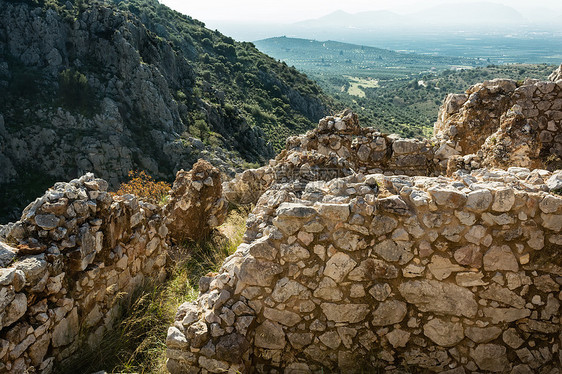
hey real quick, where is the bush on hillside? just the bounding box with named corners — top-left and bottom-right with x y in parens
top-left (116, 170), bottom-right (171, 204)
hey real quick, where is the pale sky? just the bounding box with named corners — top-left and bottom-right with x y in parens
top-left (160, 0), bottom-right (562, 23)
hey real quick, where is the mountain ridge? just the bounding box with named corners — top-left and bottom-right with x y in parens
top-left (0, 0), bottom-right (333, 222)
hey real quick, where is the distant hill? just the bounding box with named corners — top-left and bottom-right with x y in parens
top-left (0, 0), bottom-right (332, 222)
top-left (254, 36), bottom-right (484, 78)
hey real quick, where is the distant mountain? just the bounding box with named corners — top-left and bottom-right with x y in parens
top-left (412, 2), bottom-right (526, 27)
top-left (294, 1), bottom-right (528, 31)
top-left (294, 10), bottom-right (404, 29)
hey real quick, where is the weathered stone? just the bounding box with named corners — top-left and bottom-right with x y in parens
top-left (254, 321), bottom-right (285, 349)
top-left (464, 225), bottom-right (487, 244)
top-left (539, 194), bottom-right (562, 214)
top-left (348, 259), bottom-right (398, 281)
top-left (198, 356), bottom-right (229, 373)
top-left (423, 318), bottom-right (464, 347)
top-left (332, 230), bottom-right (364, 251)
top-left (368, 283), bottom-right (392, 301)
top-left (466, 189), bottom-right (493, 212)
top-left (319, 331), bottom-right (341, 349)
top-left (247, 236), bottom-right (277, 261)
top-left (480, 284), bottom-right (525, 308)
top-left (214, 333), bottom-right (249, 363)
top-left (321, 303), bottom-right (370, 323)
top-left (372, 300), bottom-right (407, 326)
top-left (0, 243), bottom-right (17, 267)
top-left (166, 326), bottom-right (188, 349)
top-left (317, 203), bottom-right (350, 221)
top-left (428, 255), bottom-right (464, 280)
top-left (470, 344), bottom-right (509, 372)
top-left (237, 256), bottom-right (282, 287)
top-left (386, 328), bottom-right (410, 348)
top-left (264, 307), bottom-right (301, 326)
top-left (502, 328), bottom-right (525, 349)
top-left (369, 215), bottom-right (398, 236)
top-left (373, 239), bottom-right (411, 263)
top-left (482, 307), bottom-right (531, 324)
top-left (280, 243), bottom-right (310, 262)
top-left (35, 214), bottom-right (60, 230)
top-left (271, 278), bottom-right (308, 303)
top-left (403, 263), bottom-right (425, 277)
top-left (378, 195), bottom-right (411, 215)
top-left (483, 245), bottom-right (518, 272)
top-left (313, 277), bottom-right (343, 301)
top-left (52, 308), bottom-right (79, 347)
top-left (492, 188), bottom-right (515, 212)
top-left (428, 186), bottom-right (467, 208)
top-left (186, 320), bottom-right (209, 348)
top-left (164, 160), bottom-right (227, 242)
top-left (465, 326), bottom-right (502, 343)
top-left (541, 213), bottom-right (562, 231)
top-left (398, 280), bottom-right (478, 317)
top-left (287, 332), bottom-right (314, 349)
top-left (324, 252), bottom-right (356, 282)
top-left (455, 272), bottom-right (487, 287)
top-left (453, 244), bottom-right (482, 268)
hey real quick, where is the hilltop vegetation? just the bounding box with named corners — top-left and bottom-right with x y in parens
top-left (107, 0), bottom-right (332, 150)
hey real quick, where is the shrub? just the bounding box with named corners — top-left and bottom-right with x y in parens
top-left (58, 68), bottom-right (93, 111)
top-left (116, 170), bottom-right (171, 204)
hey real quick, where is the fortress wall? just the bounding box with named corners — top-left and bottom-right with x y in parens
top-left (167, 168), bottom-right (562, 373)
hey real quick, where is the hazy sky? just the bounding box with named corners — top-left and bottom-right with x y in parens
top-left (160, 0), bottom-right (562, 23)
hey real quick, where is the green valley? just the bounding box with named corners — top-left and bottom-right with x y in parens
top-left (255, 37), bottom-right (555, 137)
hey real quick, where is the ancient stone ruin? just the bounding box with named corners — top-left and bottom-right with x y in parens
top-left (0, 160), bottom-right (226, 373)
top-left (1, 68), bottom-right (562, 374)
top-left (168, 70), bottom-right (562, 373)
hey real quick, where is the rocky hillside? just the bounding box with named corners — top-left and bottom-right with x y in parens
top-left (0, 0), bottom-right (331, 222)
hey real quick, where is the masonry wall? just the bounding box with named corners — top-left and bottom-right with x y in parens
top-left (0, 173), bottom-right (169, 373)
top-left (168, 168), bottom-right (562, 373)
top-left (0, 160), bottom-right (227, 374)
top-left (434, 77), bottom-right (562, 172)
top-left (225, 73), bottom-right (562, 207)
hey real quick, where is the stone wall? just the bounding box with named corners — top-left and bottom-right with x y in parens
top-left (434, 75), bottom-right (562, 172)
top-left (222, 110), bottom-right (433, 206)
top-left (224, 67), bottom-right (562, 207)
top-left (167, 167), bottom-right (562, 373)
top-left (0, 160), bottom-right (226, 373)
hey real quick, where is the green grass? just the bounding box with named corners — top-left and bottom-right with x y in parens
top-left (61, 207), bottom-right (249, 374)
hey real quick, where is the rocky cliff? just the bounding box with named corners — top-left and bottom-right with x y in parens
top-left (0, 0), bottom-right (330, 222)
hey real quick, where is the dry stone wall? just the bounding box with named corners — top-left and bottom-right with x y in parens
top-left (434, 74), bottom-right (562, 172)
top-left (167, 167), bottom-right (562, 373)
top-left (225, 67), bottom-right (562, 207)
top-left (0, 160), bottom-right (226, 373)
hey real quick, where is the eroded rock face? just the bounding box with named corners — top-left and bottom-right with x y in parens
top-left (549, 64), bottom-right (562, 82)
top-left (164, 159), bottom-right (227, 242)
top-left (168, 169), bottom-right (562, 373)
